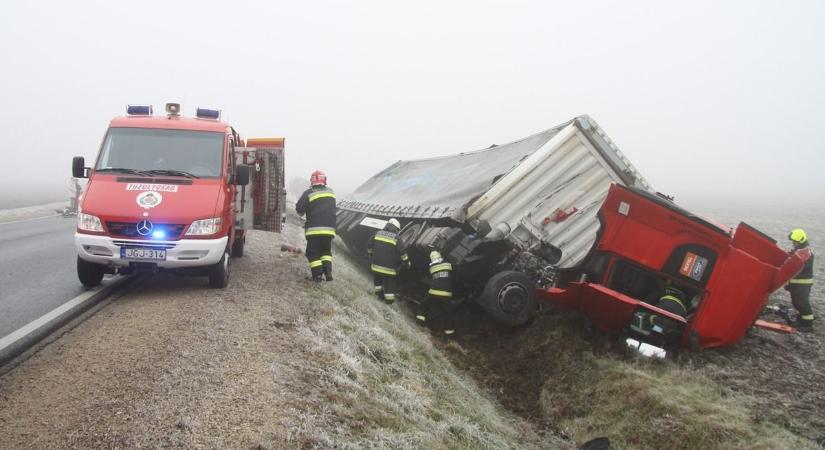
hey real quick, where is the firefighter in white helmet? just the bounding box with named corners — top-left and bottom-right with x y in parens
top-left (415, 250), bottom-right (458, 336)
top-left (296, 170), bottom-right (336, 282)
top-left (367, 218), bottom-right (410, 303)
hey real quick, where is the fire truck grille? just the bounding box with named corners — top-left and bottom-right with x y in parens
top-left (106, 222), bottom-right (187, 239)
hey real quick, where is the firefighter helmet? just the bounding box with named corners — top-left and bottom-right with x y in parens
top-left (310, 170), bottom-right (327, 186)
top-left (387, 218), bottom-right (401, 230)
top-left (430, 250), bottom-right (443, 264)
top-left (789, 228), bottom-right (807, 245)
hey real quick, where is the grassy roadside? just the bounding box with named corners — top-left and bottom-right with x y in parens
top-left (440, 305), bottom-right (819, 450)
top-left (540, 352), bottom-right (814, 449)
top-left (287, 235), bottom-right (572, 448)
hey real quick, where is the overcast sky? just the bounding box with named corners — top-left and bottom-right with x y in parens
top-left (1, 0), bottom-right (823, 211)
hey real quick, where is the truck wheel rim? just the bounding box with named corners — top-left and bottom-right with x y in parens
top-left (498, 282), bottom-right (528, 314)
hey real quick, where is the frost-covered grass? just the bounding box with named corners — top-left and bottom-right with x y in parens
top-left (287, 238), bottom-right (569, 449)
top-left (516, 317), bottom-right (819, 450)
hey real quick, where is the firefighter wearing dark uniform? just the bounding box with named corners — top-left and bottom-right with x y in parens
top-left (296, 170), bottom-right (336, 282)
top-left (367, 218), bottom-right (409, 303)
top-left (416, 251), bottom-right (458, 335)
top-left (787, 229), bottom-right (814, 331)
top-left (649, 285), bottom-right (688, 335)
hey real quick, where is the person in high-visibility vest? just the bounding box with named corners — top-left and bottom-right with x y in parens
top-left (415, 250), bottom-right (459, 336)
top-left (649, 284), bottom-right (688, 335)
top-left (367, 218), bottom-right (409, 303)
top-left (786, 228), bottom-right (815, 331)
top-left (296, 170), bottom-right (336, 282)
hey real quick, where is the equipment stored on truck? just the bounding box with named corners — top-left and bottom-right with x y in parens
top-left (72, 103), bottom-right (285, 288)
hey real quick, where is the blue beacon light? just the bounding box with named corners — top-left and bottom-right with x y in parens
top-left (127, 105), bottom-right (153, 115)
top-left (196, 107), bottom-right (221, 120)
top-left (152, 230), bottom-right (166, 239)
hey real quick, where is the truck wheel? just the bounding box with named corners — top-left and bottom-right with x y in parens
top-left (208, 251), bottom-right (230, 288)
top-left (479, 270), bottom-right (536, 326)
top-left (77, 257), bottom-right (105, 287)
top-left (231, 235), bottom-right (245, 257)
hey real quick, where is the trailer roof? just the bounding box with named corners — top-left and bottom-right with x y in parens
top-left (337, 120), bottom-right (574, 221)
top-left (109, 116), bottom-right (228, 133)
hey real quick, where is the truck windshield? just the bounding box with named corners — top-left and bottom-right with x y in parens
top-left (95, 128), bottom-right (224, 178)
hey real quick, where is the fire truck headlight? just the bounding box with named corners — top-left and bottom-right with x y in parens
top-left (185, 217), bottom-right (222, 236)
top-left (77, 213), bottom-right (104, 232)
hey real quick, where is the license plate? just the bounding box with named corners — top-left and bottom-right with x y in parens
top-left (121, 247), bottom-right (167, 261)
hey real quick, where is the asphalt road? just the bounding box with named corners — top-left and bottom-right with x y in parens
top-left (0, 215), bottom-right (87, 338)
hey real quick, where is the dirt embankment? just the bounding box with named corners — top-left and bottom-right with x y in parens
top-left (436, 285), bottom-right (825, 449)
top-left (0, 215), bottom-right (568, 449)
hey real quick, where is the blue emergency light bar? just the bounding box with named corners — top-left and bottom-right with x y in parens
top-left (196, 107), bottom-right (221, 120)
top-left (127, 105), bottom-right (153, 115)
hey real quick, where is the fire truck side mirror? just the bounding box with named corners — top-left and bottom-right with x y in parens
top-left (72, 156), bottom-right (89, 178)
top-left (233, 165), bottom-right (251, 186)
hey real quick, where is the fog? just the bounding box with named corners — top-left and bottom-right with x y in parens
top-left (2, 1), bottom-right (824, 212)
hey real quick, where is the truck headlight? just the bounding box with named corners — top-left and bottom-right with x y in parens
top-left (77, 212), bottom-right (103, 232)
top-left (186, 217), bottom-right (222, 236)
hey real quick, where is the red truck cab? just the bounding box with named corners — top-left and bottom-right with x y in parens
top-left (72, 104), bottom-right (252, 288)
top-left (538, 184), bottom-right (812, 349)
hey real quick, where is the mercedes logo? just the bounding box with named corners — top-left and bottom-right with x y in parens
top-left (136, 219), bottom-right (153, 236)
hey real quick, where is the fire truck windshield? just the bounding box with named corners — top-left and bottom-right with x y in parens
top-left (95, 128), bottom-right (224, 178)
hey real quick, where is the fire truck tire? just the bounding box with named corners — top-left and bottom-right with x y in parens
top-left (208, 251), bottom-right (230, 288)
top-left (231, 235), bottom-right (245, 257)
top-left (77, 257), bottom-right (105, 287)
top-left (480, 270), bottom-right (536, 327)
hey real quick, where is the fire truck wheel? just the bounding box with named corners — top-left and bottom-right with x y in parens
top-left (231, 235), bottom-right (245, 257)
top-left (208, 251), bottom-right (230, 288)
top-left (77, 257), bottom-right (104, 287)
top-left (480, 270), bottom-right (536, 327)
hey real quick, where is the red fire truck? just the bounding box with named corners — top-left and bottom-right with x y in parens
top-left (71, 103), bottom-right (285, 288)
top-left (538, 184), bottom-right (812, 350)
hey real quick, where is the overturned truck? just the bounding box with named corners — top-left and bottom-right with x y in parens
top-left (337, 116), bottom-right (811, 349)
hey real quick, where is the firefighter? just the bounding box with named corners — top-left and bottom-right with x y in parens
top-left (296, 170), bottom-right (336, 282)
top-left (787, 229), bottom-right (815, 331)
top-left (367, 218), bottom-right (410, 303)
top-left (416, 250), bottom-right (459, 336)
top-left (649, 284), bottom-right (688, 335)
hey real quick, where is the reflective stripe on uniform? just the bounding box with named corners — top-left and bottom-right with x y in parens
top-left (415, 315), bottom-right (427, 321)
top-left (801, 314), bottom-right (815, 320)
top-left (428, 289), bottom-right (453, 298)
top-left (371, 264), bottom-right (397, 276)
top-left (789, 278), bottom-right (814, 285)
top-left (306, 227), bottom-right (336, 237)
top-left (308, 191), bottom-right (335, 202)
top-left (309, 260), bottom-right (323, 268)
top-left (320, 255), bottom-right (333, 262)
top-left (374, 285), bottom-right (383, 292)
top-left (430, 263), bottom-right (452, 274)
top-left (659, 295), bottom-right (687, 314)
top-left (374, 235), bottom-right (397, 245)
top-left (443, 329), bottom-right (455, 335)
top-left (401, 254), bottom-right (409, 261)
top-left (384, 293), bottom-right (396, 301)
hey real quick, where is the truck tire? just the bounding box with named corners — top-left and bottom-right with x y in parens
top-left (231, 235), bottom-right (245, 257)
top-left (479, 270), bottom-right (536, 327)
top-left (77, 256), bottom-right (105, 287)
top-left (208, 251), bottom-right (230, 288)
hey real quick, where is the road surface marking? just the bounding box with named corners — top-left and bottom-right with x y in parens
top-left (0, 277), bottom-right (126, 353)
top-left (0, 215), bottom-right (61, 226)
